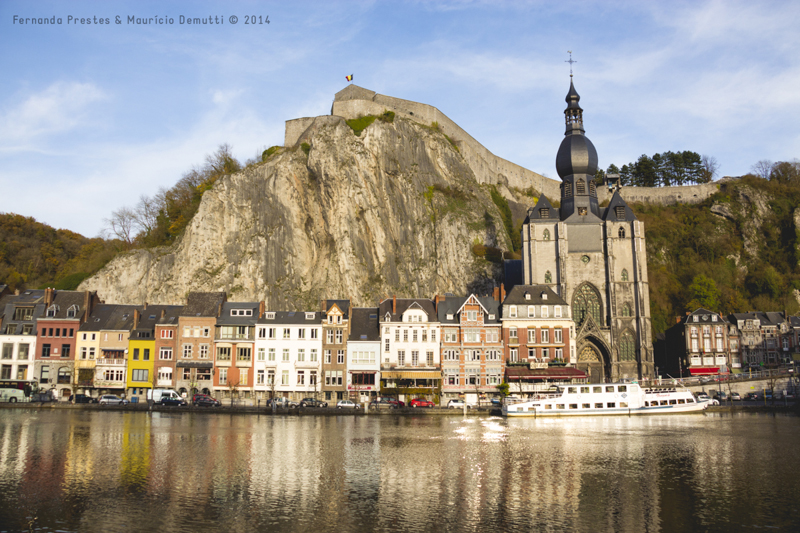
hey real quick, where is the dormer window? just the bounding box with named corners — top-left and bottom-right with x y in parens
top-left (66, 305), bottom-right (79, 318)
top-left (46, 305), bottom-right (58, 317)
top-left (615, 206), bottom-right (625, 220)
top-left (524, 293), bottom-right (531, 301)
top-left (540, 209), bottom-right (549, 219)
top-left (265, 312), bottom-right (275, 320)
top-left (337, 315), bottom-right (342, 324)
top-left (488, 314), bottom-right (495, 320)
top-left (231, 309), bottom-right (253, 317)
top-left (305, 313), bottom-right (315, 320)
top-left (328, 315), bottom-right (333, 324)
top-left (693, 316), bottom-right (698, 322)
top-left (712, 315), bottom-right (717, 322)
top-left (446, 314), bottom-right (454, 320)
top-left (541, 292), bottom-right (547, 300)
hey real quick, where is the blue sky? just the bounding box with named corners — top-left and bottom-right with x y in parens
top-left (1, 0), bottom-right (798, 237)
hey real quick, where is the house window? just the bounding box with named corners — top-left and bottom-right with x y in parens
top-left (182, 345), bottom-right (192, 358)
top-left (282, 349), bottom-right (290, 361)
top-left (311, 329), bottom-right (319, 339)
top-left (527, 305), bottom-right (535, 318)
top-left (298, 328), bottom-right (306, 339)
top-left (325, 350), bottom-right (331, 363)
top-left (545, 271), bottom-right (552, 284)
top-left (385, 338), bottom-right (390, 352)
top-left (283, 328), bottom-right (291, 339)
top-left (398, 351), bottom-right (405, 366)
top-left (510, 348), bottom-right (518, 362)
top-left (133, 348), bottom-right (140, 361)
top-left (199, 345), bottom-right (209, 359)
top-left (218, 368), bottom-right (227, 385)
top-left (40, 365), bottom-right (50, 384)
top-left (527, 329), bottom-right (536, 343)
top-left (41, 344), bottom-right (51, 358)
top-left (239, 369), bottom-right (247, 384)
top-left (412, 330), bottom-right (418, 342)
top-left (297, 371), bottom-right (305, 386)
top-left (337, 350), bottom-right (345, 364)
top-left (268, 348), bottom-right (276, 361)
top-left (1, 344), bottom-right (12, 360)
top-left (281, 370), bottom-right (289, 385)
top-left (132, 369), bottom-right (148, 382)
top-left (158, 367), bottom-right (172, 383)
top-left (403, 330), bottom-right (408, 342)
top-left (509, 327), bottom-right (518, 341)
top-left (310, 349), bottom-right (318, 362)
top-left (554, 329), bottom-right (563, 343)
top-left (554, 306), bottom-right (562, 317)
top-left (159, 348), bottom-right (173, 360)
top-left (411, 351), bottom-right (419, 366)
top-left (309, 371), bottom-right (317, 386)
top-left (268, 328), bottom-right (276, 339)
top-left (543, 228), bottom-right (550, 240)
top-left (509, 306), bottom-right (517, 318)
top-left (555, 348), bottom-right (563, 360)
top-left (298, 349), bottom-right (305, 362)
top-left (237, 347), bottom-right (251, 362)
top-left (541, 306), bottom-right (549, 318)
top-left (427, 351), bottom-right (434, 365)
top-left (394, 329), bottom-right (400, 342)
top-left (257, 348), bottom-right (265, 361)
top-left (541, 329), bottom-right (550, 343)
top-left (327, 330), bottom-right (334, 343)
top-left (18, 344), bottom-right (29, 360)
top-left (161, 329), bottom-right (173, 339)
top-left (257, 370), bottom-right (265, 385)
top-left (431, 330), bottom-right (436, 342)
top-left (217, 347), bottom-right (231, 361)
top-left (61, 345), bottom-right (70, 359)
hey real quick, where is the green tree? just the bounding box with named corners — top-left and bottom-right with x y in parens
top-left (686, 274), bottom-right (720, 311)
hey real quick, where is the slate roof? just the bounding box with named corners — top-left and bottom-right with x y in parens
top-left (78, 304), bottom-right (120, 332)
top-left (524, 195), bottom-right (560, 224)
top-left (729, 311), bottom-right (785, 327)
top-left (217, 302), bottom-right (261, 325)
top-left (156, 305), bottom-right (184, 326)
top-left (502, 285), bottom-right (567, 307)
top-left (437, 295), bottom-right (501, 325)
top-left (0, 290), bottom-right (46, 334)
top-left (258, 311), bottom-right (323, 325)
top-left (40, 291), bottom-right (93, 320)
top-left (348, 307), bottom-right (380, 341)
top-left (378, 298), bottom-right (436, 322)
top-left (323, 299), bottom-right (350, 319)
top-left (681, 308), bottom-right (725, 324)
top-left (180, 292), bottom-right (226, 317)
top-left (102, 305), bottom-right (141, 331)
top-left (601, 190), bottom-right (638, 222)
top-left (134, 305), bottom-right (184, 333)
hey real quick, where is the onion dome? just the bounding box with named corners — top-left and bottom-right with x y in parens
top-left (555, 80), bottom-right (598, 179)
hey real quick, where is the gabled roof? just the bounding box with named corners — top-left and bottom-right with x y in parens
top-left (682, 308), bottom-right (725, 324)
top-left (180, 292), bottom-right (226, 317)
top-left (102, 305), bottom-right (141, 331)
top-left (78, 304), bottom-right (119, 332)
top-left (378, 298), bottom-right (436, 322)
top-left (602, 190), bottom-right (637, 222)
top-left (323, 299), bottom-right (350, 319)
top-left (41, 291), bottom-right (91, 320)
top-left (524, 195), bottom-right (560, 224)
top-left (437, 295), bottom-right (501, 324)
top-left (502, 285), bottom-right (567, 307)
top-left (156, 305), bottom-right (183, 326)
top-left (348, 307), bottom-right (380, 341)
top-left (258, 311), bottom-right (322, 325)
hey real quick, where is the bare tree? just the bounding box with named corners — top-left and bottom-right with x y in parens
top-left (103, 206), bottom-right (137, 246)
top-left (227, 375), bottom-right (240, 407)
top-left (133, 194), bottom-right (163, 236)
top-left (701, 155), bottom-right (720, 182)
top-left (751, 160), bottom-right (774, 180)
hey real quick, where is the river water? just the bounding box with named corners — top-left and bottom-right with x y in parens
top-left (0, 409), bottom-right (798, 532)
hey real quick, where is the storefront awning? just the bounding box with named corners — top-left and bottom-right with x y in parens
top-left (505, 366), bottom-right (587, 380)
top-left (382, 371), bottom-right (441, 379)
top-left (176, 362), bottom-right (213, 369)
top-left (689, 367), bottom-right (721, 375)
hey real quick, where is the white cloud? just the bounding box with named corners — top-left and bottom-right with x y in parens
top-left (0, 81), bottom-right (107, 151)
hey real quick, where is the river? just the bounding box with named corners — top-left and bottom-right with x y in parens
top-left (0, 409), bottom-right (798, 532)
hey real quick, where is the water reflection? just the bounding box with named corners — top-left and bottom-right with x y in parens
top-left (0, 410), bottom-right (799, 532)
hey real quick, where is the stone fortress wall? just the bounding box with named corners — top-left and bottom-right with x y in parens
top-left (284, 85), bottom-right (722, 206)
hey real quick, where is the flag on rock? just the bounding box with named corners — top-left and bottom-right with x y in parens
top-left (346, 74), bottom-right (354, 82)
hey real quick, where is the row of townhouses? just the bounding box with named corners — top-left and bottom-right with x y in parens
top-left (658, 307), bottom-right (800, 378)
top-left (0, 284), bottom-right (589, 403)
top-left (4, 283), bottom-right (794, 404)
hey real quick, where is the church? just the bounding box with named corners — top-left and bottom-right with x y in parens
top-left (517, 77), bottom-right (654, 382)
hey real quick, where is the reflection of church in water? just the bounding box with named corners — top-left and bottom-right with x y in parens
top-left (519, 77), bottom-right (654, 382)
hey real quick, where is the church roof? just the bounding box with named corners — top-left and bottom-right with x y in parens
top-left (602, 190), bottom-right (638, 222)
top-left (556, 79), bottom-right (598, 179)
top-left (502, 285), bottom-right (567, 307)
top-left (525, 196), bottom-right (560, 223)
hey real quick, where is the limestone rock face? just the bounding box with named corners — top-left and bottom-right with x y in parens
top-left (710, 185), bottom-right (772, 261)
top-left (80, 117), bottom-right (512, 308)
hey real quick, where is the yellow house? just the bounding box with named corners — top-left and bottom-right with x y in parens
top-left (126, 305), bottom-right (183, 403)
top-left (75, 304), bottom-right (117, 398)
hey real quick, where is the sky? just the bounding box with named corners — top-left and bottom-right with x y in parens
top-left (1, 0), bottom-right (799, 237)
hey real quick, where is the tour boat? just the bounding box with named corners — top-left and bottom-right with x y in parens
top-left (502, 383), bottom-right (709, 417)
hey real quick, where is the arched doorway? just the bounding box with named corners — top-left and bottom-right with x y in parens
top-left (576, 338), bottom-right (612, 383)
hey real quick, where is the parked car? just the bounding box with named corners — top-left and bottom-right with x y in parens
top-left (161, 395), bottom-right (187, 407)
top-left (300, 398), bottom-right (328, 408)
top-left (784, 391), bottom-right (796, 400)
top-left (447, 399), bottom-right (470, 409)
top-left (267, 397), bottom-right (298, 408)
top-left (409, 398), bottom-right (435, 408)
top-left (710, 390), bottom-right (727, 401)
top-left (193, 394), bottom-right (220, 407)
top-left (369, 399), bottom-right (395, 409)
top-left (337, 400), bottom-right (360, 409)
top-left (386, 398), bottom-right (405, 408)
top-left (695, 393), bottom-right (710, 401)
top-left (730, 392), bottom-right (741, 401)
top-left (765, 390), bottom-right (773, 400)
top-left (99, 395), bottom-right (128, 406)
top-left (743, 392), bottom-right (759, 401)
top-left (72, 394), bottom-right (97, 404)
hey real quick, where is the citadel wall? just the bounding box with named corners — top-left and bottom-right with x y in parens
top-left (284, 86), bottom-right (723, 207)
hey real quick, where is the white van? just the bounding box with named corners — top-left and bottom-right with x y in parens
top-left (147, 389), bottom-right (181, 403)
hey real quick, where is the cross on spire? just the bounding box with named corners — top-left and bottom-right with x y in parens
top-left (565, 50), bottom-right (577, 77)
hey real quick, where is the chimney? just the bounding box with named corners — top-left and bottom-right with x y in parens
top-left (676, 316), bottom-right (682, 324)
top-left (133, 308), bottom-right (140, 330)
top-left (500, 284), bottom-right (506, 302)
top-left (322, 299), bottom-right (327, 313)
top-left (493, 287), bottom-right (500, 301)
top-left (143, 301), bottom-right (148, 310)
top-left (259, 301), bottom-right (266, 318)
top-left (160, 309), bottom-right (166, 319)
top-left (392, 295), bottom-right (396, 315)
top-left (14, 289), bottom-right (19, 295)
top-left (44, 287), bottom-right (54, 307)
top-left (217, 302), bottom-right (223, 317)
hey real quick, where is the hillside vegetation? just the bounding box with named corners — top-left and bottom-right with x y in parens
top-left (0, 214), bottom-right (119, 291)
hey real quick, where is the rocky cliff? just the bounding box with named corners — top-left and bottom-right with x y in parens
top-left (80, 116), bottom-right (517, 307)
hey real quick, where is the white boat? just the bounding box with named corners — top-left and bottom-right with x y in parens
top-left (502, 383), bottom-right (709, 417)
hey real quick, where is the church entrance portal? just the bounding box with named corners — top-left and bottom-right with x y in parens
top-left (576, 340), bottom-right (612, 383)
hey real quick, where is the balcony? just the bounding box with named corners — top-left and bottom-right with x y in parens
top-left (508, 337), bottom-right (519, 345)
top-left (97, 358), bottom-right (125, 366)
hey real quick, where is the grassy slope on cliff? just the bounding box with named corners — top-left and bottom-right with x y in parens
top-left (640, 175), bottom-right (800, 336)
top-left (0, 213), bottom-right (120, 291)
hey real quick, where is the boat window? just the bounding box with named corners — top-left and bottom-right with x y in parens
top-left (569, 404), bottom-right (578, 409)
top-left (687, 398), bottom-right (694, 403)
top-left (593, 386), bottom-right (603, 393)
top-left (607, 402), bottom-right (615, 408)
top-left (678, 399), bottom-right (685, 404)
top-left (557, 404), bottom-right (565, 409)
top-left (568, 387), bottom-right (577, 394)
top-left (580, 387), bottom-right (590, 394)
top-left (618, 386), bottom-right (627, 392)
top-left (545, 404), bottom-right (553, 409)
top-left (644, 401), bottom-right (649, 407)
top-left (669, 400), bottom-right (677, 405)
top-left (661, 400), bottom-right (669, 406)
top-left (620, 402), bottom-right (628, 408)
top-left (605, 386), bottom-right (615, 393)
top-left (582, 403), bottom-right (590, 409)
top-left (595, 403), bottom-right (603, 408)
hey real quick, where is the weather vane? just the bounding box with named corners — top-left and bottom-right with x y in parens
top-left (565, 50), bottom-right (576, 77)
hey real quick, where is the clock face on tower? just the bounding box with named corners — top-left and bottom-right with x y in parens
top-left (581, 255), bottom-right (590, 264)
